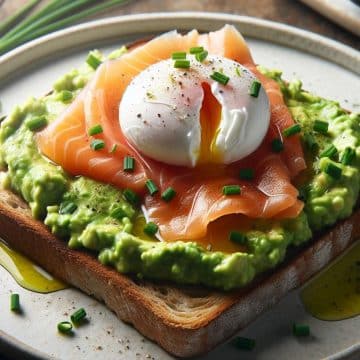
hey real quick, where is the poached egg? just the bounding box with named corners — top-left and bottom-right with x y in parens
top-left (119, 54), bottom-right (270, 167)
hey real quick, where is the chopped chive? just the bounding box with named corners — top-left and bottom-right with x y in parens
top-left (340, 147), bottom-right (356, 165)
top-left (145, 179), bottom-right (159, 196)
top-left (283, 124), bottom-right (301, 137)
top-left (195, 50), bottom-right (208, 62)
top-left (25, 115), bottom-right (47, 131)
top-left (222, 185), bottom-right (241, 195)
top-left (174, 59), bottom-right (190, 69)
top-left (229, 231), bottom-right (247, 245)
top-left (249, 80), bottom-right (261, 97)
top-left (59, 202), bottom-right (77, 215)
top-left (235, 67), bottom-right (242, 77)
top-left (59, 90), bottom-right (73, 102)
top-left (70, 308), bottom-right (87, 324)
top-left (123, 188), bottom-right (140, 205)
top-left (324, 162), bottom-right (342, 179)
top-left (271, 138), bottom-right (284, 153)
top-left (109, 144), bottom-right (118, 153)
top-left (210, 71), bottom-right (230, 85)
top-left (189, 46), bottom-right (204, 54)
top-left (123, 156), bottom-right (135, 172)
top-left (161, 187), bottom-right (176, 202)
top-left (86, 52), bottom-right (102, 70)
top-left (10, 293), bottom-right (20, 312)
top-left (143, 222), bottom-right (158, 236)
top-left (110, 207), bottom-right (127, 220)
top-left (171, 52), bottom-right (186, 60)
top-left (90, 139), bottom-right (105, 151)
top-left (313, 120), bottom-right (329, 135)
top-left (88, 124), bottom-right (103, 136)
top-left (57, 321), bottom-right (73, 334)
top-left (303, 133), bottom-right (318, 152)
top-left (239, 168), bottom-right (255, 181)
top-left (320, 144), bottom-right (338, 159)
top-left (293, 323), bottom-right (310, 337)
top-left (231, 336), bottom-right (256, 350)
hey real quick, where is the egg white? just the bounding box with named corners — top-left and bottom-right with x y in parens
top-left (119, 54), bottom-right (270, 167)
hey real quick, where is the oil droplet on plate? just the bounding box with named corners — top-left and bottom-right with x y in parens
top-left (301, 241), bottom-right (360, 321)
top-left (0, 240), bottom-right (67, 293)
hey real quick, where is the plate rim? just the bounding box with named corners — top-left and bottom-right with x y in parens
top-left (0, 11), bottom-right (359, 360)
top-left (0, 11), bottom-right (359, 85)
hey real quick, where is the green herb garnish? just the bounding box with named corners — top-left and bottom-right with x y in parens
top-left (174, 59), bottom-right (190, 69)
top-left (0, 0), bottom-right (41, 37)
top-left (123, 156), bottom-right (135, 172)
top-left (88, 124), bottom-right (103, 136)
top-left (189, 46), bottom-right (204, 54)
top-left (161, 187), bottom-right (176, 202)
top-left (57, 321), bottom-right (73, 334)
top-left (71, 308), bottom-right (87, 324)
top-left (59, 202), bottom-right (78, 215)
top-left (110, 207), bottom-right (127, 220)
top-left (109, 144), bottom-right (118, 153)
top-left (10, 293), bottom-right (20, 312)
top-left (145, 179), bottom-right (159, 196)
top-left (123, 188), bottom-right (140, 205)
top-left (86, 51), bottom-right (102, 70)
top-left (195, 50), bottom-right (208, 62)
top-left (320, 144), bottom-right (338, 159)
top-left (271, 138), bottom-right (284, 153)
top-left (249, 80), bottom-right (261, 97)
top-left (292, 323), bottom-right (310, 337)
top-left (313, 120), bottom-right (329, 135)
top-left (210, 71), bottom-right (230, 85)
top-left (0, 1), bottom-right (131, 56)
top-left (171, 52), bottom-right (186, 60)
top-left (143, 222), bottom-right (159, 236)
top-left (222, 185), bottom-right (241, 195)
top-left (324, 162), bottom-right (342, 179)
top-left (229, 231), bottom-right (247, 245)
top-left (340, 147), bottom-right (356, 165)
top-left (283, 124), bottom-right (301, 137)
top-left (90, 139), bottom-right (105, 151)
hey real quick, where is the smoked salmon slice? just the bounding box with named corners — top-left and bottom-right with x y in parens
top-left (37, 25), bottom-right (305, 242)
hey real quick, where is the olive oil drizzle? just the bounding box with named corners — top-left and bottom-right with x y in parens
top-left (301, 241), bottom-right (360, 321)
top-left (0, 241), bottom-right (67, 293)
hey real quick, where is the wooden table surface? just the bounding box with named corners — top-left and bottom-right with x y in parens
top-left (0, 0), bottom-right (359, 50)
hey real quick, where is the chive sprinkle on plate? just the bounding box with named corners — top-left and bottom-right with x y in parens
top-left (0, 0), bottom-right (132, 55)
top-left (57, 321), bottom-right (73, 334)
top-left (70, 307), bottom-right (87, 325)
top-left (10, 293), bottom-right (20, 312)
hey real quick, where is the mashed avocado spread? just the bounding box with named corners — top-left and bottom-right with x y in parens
top-left (0, 50), bottom-right (359, 290)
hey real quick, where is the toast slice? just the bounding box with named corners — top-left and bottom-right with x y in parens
top-left (0, 186), bottom-right (359, 357)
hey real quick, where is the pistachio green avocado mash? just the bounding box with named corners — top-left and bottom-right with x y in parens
top-left (0, 50), bottom-right (359, 290)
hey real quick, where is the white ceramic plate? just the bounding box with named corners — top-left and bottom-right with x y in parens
top-left (300, 0), bottom-right (360, 37)
top-left (0, 12), bottom-right (359, 360)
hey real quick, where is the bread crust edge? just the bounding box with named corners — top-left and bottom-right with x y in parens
top-left (0, 188), bottom-right (359, 357)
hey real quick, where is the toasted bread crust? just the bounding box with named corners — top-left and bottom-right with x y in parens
top-left (0, 188), bottom-right (359, 357)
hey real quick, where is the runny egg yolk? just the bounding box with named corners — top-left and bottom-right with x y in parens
top-left (199, 82), bottom-right (222, 164)
top-left (119, 54), bottom-right (270, 167)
